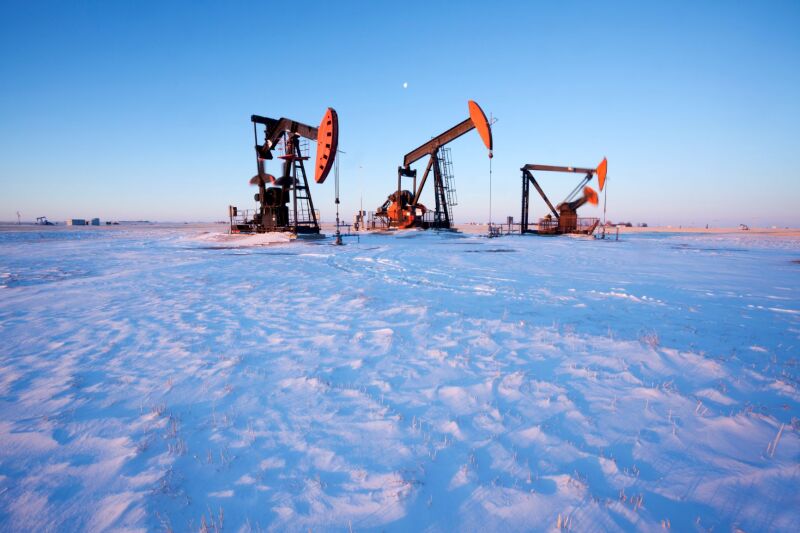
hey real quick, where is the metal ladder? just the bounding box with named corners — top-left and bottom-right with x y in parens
top-left (439, 147), bottom-right (457, 209)
top-left (290, 138), bottom-right (317, 228)
top-left (294, 159), bottom-right (314, 224)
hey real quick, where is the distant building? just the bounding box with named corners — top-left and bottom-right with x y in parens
top-left (90, 218), bottom-right (100, 226)
top-left (67, 219), bottom-right (86, 226)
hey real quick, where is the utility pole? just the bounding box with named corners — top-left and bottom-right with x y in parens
top-left (603, 174), bottom-right (608, 226)
top-left (359, 165), bottom-right (364, 231)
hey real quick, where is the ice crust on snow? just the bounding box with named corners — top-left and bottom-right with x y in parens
top-left (190, 231), bottom-right (293, 247)
top-left (0, 227), bottom-right (798, 531)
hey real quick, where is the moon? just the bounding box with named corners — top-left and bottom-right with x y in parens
top-left (403, 82), bottom-right (408, 89)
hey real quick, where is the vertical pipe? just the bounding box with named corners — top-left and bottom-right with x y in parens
top-left (291, 134), bottom-right (298, 234)
top-left (488, 112), bottom-right (493, 235)
top-left (335, 152), bottom-right (342, 245)
top-left (489, 152), bottom-right (493, 235)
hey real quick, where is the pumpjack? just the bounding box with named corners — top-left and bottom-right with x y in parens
top-left (230, 108), bottom-right (338, 234)
top-left (376, 100), bottom-right (493, 229)
top-left (520, 158), bottom-right (607, 235)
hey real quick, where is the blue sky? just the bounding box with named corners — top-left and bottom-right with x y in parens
top-left (1, 1), bottom-right (799, 226)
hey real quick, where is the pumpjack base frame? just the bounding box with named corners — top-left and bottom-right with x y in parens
top-left (520, 165), bottom-right (600, 236)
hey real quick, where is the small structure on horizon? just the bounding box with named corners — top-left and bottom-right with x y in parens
top-left (66, 218), bottom-right (100, 226)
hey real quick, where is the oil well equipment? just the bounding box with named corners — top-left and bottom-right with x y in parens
top-left (375, 100), bottom-right (493, 229)
top-left (520, 158), bottom-right (607, 235)
top-left (229, 108), bottom-right (338, 234)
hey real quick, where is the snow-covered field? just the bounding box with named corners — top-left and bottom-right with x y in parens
top-left (1, 226), bottom-right (798, 531)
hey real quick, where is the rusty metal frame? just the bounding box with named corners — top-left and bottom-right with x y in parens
top-left (251, 115), bottom-right (318, 160)
top-left (520, 164), bottom-right (597, 234)
top-left (399, 119), bottom-right (476, 229)
top-left (249, 115), bottom-right (321, 234)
